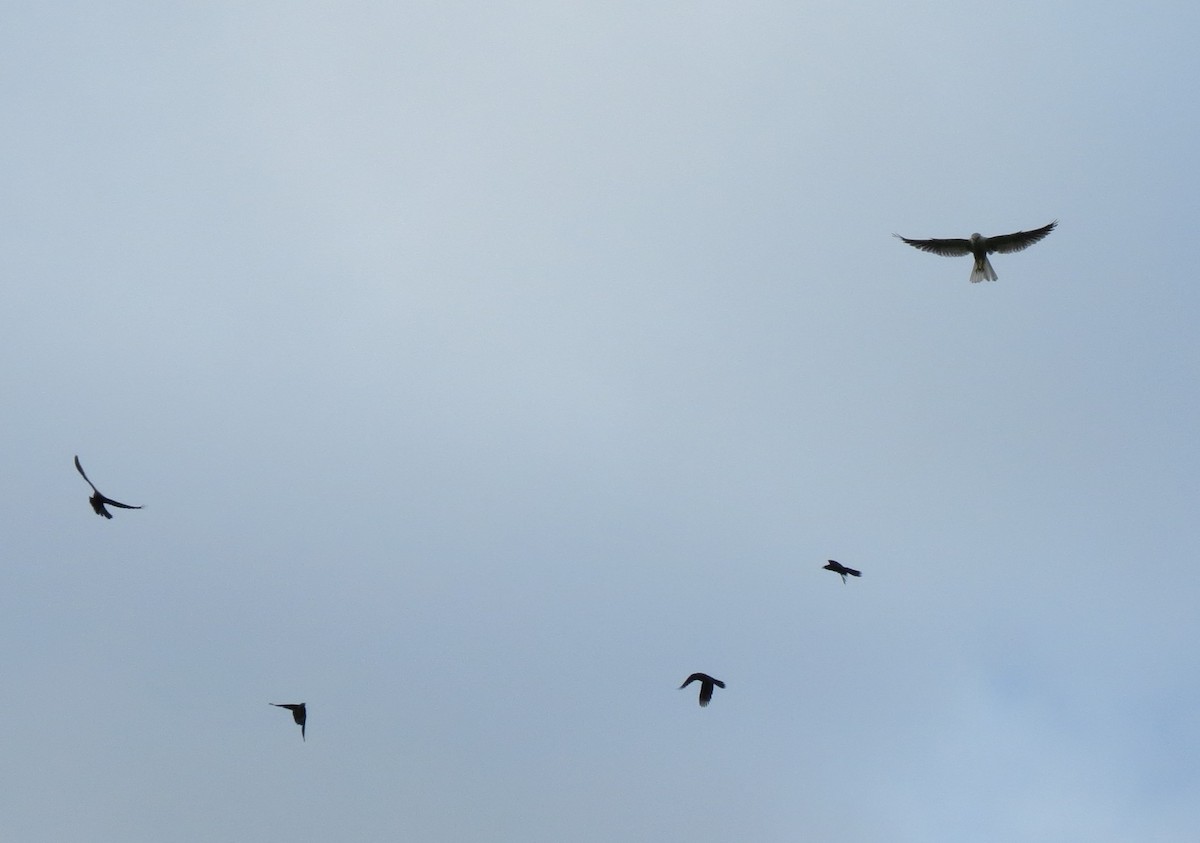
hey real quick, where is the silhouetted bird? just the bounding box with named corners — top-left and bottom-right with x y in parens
top-left (894, 220), bottom-right (1057, 282)
top-left (679, 673), bottom-right (725, 707)
top-left (823, 560), bottom-right (861, 583)
top-left (271, 703), bottom-right (306, 740)
top-left (74, 455), bottom-right (142, 519)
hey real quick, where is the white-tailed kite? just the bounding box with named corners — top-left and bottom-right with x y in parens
top-left (271, 703), bottom-right (307, 740)
top-left (74, 455), bottom-right (142, 519)
top-left (679, 673), bottom-right (725, 707)
top-left (823, 560), bottom-right (861, 583)
top-left (894, 220), bottom-right (1057, 282)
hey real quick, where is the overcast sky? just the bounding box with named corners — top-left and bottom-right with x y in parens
top-left (3, 2), bottom-right (1199, 840)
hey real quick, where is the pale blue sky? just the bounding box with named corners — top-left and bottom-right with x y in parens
top-left (3, 2), bottom-right (1199, 840)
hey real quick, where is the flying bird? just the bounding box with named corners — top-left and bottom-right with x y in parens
top-left (823, 560), bottom-right (861, 583)
top-left (74, 455), bottom-right (142, 519)
top-left (679, 673), bottom-right (725, 707)
top-left (271, 703), bottom-right (306, 740)
top-left (894, 220), bottom-right (1057, 282)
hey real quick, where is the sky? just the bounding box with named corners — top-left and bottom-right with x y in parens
top-left (2, 2), bottom-right (1199, 840)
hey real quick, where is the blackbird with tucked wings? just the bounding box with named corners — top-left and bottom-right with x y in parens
top-left (894, 220), bottom-right (1057, 282)
top-left (679, 673), bottom-right (725, 707)
top-left (74, 455), bottom-right (142, 519)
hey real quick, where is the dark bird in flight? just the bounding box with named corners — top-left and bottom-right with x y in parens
top-left (679, 673), bottom-right (725, 707)
top-left (894, 220), bottom-right (1057, 282)
top-left (74, 455), bottom-right (142, 519)
top-left (823, 560), bottom-right (862, 583)
top-left (271, 703), bottom-right (306, 740)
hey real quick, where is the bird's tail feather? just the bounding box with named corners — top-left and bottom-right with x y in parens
top-left (970, 256), bottom-right (998, 283)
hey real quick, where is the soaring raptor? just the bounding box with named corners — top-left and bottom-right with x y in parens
top-left (679, 673), bottom-right (725, 707)
top-left (74, 455), bottom-right (142, 519)
top-left (823, 560), bottom-right (862, 584)
top-left (895, 220), bottom-right (1057, 282)
top-left (271, 703), bottom-right (307, 741)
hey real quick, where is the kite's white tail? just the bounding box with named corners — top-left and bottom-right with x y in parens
top-left (970, 256), bottom-right (998, 283)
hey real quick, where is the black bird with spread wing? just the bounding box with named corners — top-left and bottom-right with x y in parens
top-left (271, 703), bottom-right (306, 740)
top-left (894, 220), bottom-right (1057, 282)
top-left (823, 560), bottom-right (861, 583)
top-left (74, 455), bottom-right (142, 519)
top-left (679, 673), bottom-right (725, 707)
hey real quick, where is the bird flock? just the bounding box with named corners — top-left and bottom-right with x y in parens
top-left (72, 221), bottom-right (1057, 733)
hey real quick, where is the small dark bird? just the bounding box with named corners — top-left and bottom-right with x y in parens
top-left (679, 673), bottom-right (725, 707)
top-left (894, 220), bottom-right (1057, 282)
top-left (271, 703), bottom-right (307, 740)
top-left (74, 455), bottom-right (142, 519)
top-left (823, 560), bottom-right (862, 583)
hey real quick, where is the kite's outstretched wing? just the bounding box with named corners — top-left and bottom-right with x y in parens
top-left (985, 220), bottom-right (1057, 254)
top-left (74, 455), bottom-right (99, 493)
top-left (893, 234), bottom-right (973, 257)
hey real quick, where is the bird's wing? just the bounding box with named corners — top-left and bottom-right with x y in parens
top-left (846, 567), bottom-right (862, 577)
top-left (894, 234), bottom-right (973, 256)
top-left (679, 674), bottom-right (701, 689)
top-left (698, 682), bottom-right (713, 706)
top-left (99, 496), bottom-right (141, 510)
top-left (74, 455), bottom-right (99, 492)
top-left (985, 220), bottom-right (1057, 254)
top-left (272, 703), bottom-right (305, 721)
